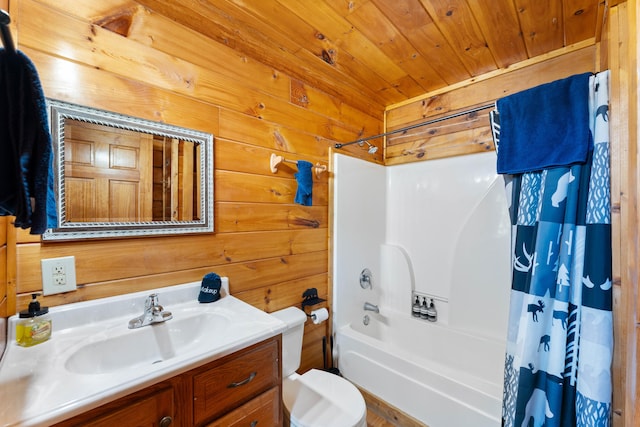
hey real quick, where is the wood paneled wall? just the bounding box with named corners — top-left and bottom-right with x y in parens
top-left (5, 0), bottom-right (382, 373)
top-left (384, 45), bottom-right (598, 165)
top-left (0, 218), bottom-right (6, 319)
top-left (607, 3), bottom-right (639, 427)
top-left (0, 0), bottom-right (8, 323)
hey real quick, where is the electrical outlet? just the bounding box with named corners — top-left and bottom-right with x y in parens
top-left (42, 256), bottom-right (77, 295)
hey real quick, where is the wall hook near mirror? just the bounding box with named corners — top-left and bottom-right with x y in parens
top-left (270, 153), bottom-right (327, 179)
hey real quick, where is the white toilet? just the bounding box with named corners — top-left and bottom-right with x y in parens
top-left (271, 307), bottom-right (367, 427)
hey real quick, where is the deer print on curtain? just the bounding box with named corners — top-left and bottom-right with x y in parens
top-left (492, 71), bottom-right (612, 427)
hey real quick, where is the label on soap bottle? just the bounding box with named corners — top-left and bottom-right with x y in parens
top-left (16, 319), bottom-right (52, 347)
top-left (30, 320), bottom-right (51, 341)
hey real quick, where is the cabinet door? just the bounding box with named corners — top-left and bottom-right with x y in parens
top-left (70, 387), bottom-right (174, 427)
top-left (205, 387), bottom-right (281, 427)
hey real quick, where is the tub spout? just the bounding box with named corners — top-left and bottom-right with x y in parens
top-left (364, 302), bottom-right (379, 313)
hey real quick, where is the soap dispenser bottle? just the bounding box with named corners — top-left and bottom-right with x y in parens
top-left (426, 298), bottom-right (437, 322)
top-left (412, 295), bottom-right (421, 317)
top-left (419, 297), bottom-right (429, 320)
top-left (16, 293), bottom-right (52, 347)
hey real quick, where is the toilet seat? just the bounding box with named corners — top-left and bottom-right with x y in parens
top-left (283, 369), bottom-right (367, 427)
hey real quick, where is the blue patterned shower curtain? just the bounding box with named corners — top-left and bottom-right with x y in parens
top-left (501, 72), bottom-right (612, 427)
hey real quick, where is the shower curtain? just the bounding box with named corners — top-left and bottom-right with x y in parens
top-left (498, 71), bottom-right (612, 427)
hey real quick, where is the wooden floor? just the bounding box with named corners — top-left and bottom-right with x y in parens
top-left (360, 387), bottom-right (427, 427)
top-left (367, 410), bottom-right (402, 427)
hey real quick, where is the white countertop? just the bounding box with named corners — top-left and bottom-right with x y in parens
top-left (0, 281), bottom-right (286, 427)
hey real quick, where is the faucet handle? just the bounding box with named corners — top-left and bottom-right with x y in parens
top-left (146, 293), bottom-right (159, 310)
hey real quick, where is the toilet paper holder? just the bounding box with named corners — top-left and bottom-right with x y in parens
top-left (301, 287), bottom-right (326, 316)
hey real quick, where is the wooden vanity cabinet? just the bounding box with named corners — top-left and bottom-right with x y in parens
top-left (53, 335), bottom-right (282, 427)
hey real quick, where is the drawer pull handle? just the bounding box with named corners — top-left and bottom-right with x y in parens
top-left (159, 416), bottom-right (173, 427)
top-left (227, 371), bottom-right (257, 388)
top-left (250, 421), bottom-right (258, 427)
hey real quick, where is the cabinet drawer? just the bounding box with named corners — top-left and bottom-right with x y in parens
top-left (205, 386), bottom-right (281, 427)
top-left (193, 339), bottom-right (280, 424)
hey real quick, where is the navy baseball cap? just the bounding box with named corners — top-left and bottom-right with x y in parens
top-left (198, 273), bottom-right (222, 303)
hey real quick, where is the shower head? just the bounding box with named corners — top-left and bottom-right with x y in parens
top-left (365, 142), bottom-right (378, 154)
top-left (334, 139), bottom-right (378, 154)
top-left (358, 141), bottom-right (378, 154)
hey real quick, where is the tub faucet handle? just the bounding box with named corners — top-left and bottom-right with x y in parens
top-left (360, 268), bottom-right (373, 289)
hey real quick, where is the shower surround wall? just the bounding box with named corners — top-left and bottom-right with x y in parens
top-left (333, 152), bottom-right (511, 425)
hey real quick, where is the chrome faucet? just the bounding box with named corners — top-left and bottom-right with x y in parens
top-left (128, 293), bottom-right (173, 329)
top-left (363, 302), bottom-right (379, 313)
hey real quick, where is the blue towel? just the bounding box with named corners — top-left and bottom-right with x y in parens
top-left (496, 72), bottom-right (592, 174)
top-left (294, 160), bottom-right (313, 206)
top-left (0, 49), bottom-right (57, 234)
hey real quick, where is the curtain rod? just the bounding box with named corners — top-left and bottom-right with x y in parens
top-left (0, 9), bottom-right (16, 55)
top-left (334, 103), bottom-right (494, 149)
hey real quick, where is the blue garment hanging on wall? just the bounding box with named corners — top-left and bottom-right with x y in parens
top-left (496, 71), bottom-right (612, 427)
top-left (0, 48), bottom-right (57, 234)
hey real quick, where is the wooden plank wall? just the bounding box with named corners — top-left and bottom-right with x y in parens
top-left (6, 0), bottom-right (383, 373)
top-left (384, 45), bottom-right (598, 164)
top-left (0, 0), bottom-right (9, 324)
top-left (607, 2), bottom-right (640, 427)
top-left (0, 218), bottom-right (6, 319)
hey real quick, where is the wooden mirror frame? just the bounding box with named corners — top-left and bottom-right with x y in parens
top-left (42, 99), bottom-right (214, 241)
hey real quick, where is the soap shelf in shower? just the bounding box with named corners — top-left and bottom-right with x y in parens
top-left (411, 291), bottom-right (448, 304)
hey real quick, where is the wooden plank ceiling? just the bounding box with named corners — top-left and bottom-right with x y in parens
top-left (92, 0), bottom-right (606, 112)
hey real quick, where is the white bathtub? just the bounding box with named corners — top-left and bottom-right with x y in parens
top-left (336, 309), bottom-right (505, 427)
top-left (332, 152), bottom-right (510, 427)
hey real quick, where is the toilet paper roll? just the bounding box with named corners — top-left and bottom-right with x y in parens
top-left (310, 308), bottom-right (329, 325)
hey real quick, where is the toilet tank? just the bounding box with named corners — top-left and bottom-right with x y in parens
top-left (270, 307), bottom-right (307, 377)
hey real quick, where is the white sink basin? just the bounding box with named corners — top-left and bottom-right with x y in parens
top-left (0, 280), bottom-right (286, 427)
top-left (65, 312), bottom-right (230, 374)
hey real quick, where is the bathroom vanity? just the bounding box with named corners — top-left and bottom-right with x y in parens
top-left (53, 335), bottom-right (281, 427)
top-left (0, 281), bottom-right (286, 427)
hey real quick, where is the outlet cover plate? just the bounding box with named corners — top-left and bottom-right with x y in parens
top-left (42, 256), bottom-right (77, 295)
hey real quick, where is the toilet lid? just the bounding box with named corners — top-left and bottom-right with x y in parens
top-left (283, 369), bottom-right (366, 427)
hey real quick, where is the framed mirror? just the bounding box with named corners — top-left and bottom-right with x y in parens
top-left (43, 99), bottom-right (214, 240)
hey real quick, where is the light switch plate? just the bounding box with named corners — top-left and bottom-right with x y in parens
top-left (42, 256), bottom-right (77, 295)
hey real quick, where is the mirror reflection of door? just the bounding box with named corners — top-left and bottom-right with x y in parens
top-left (152, 136), bottom-right (198, 221)
top-left (64, 120), bottom-right (153, 222)
top-left (64, 119), bottom-right (200, 223)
